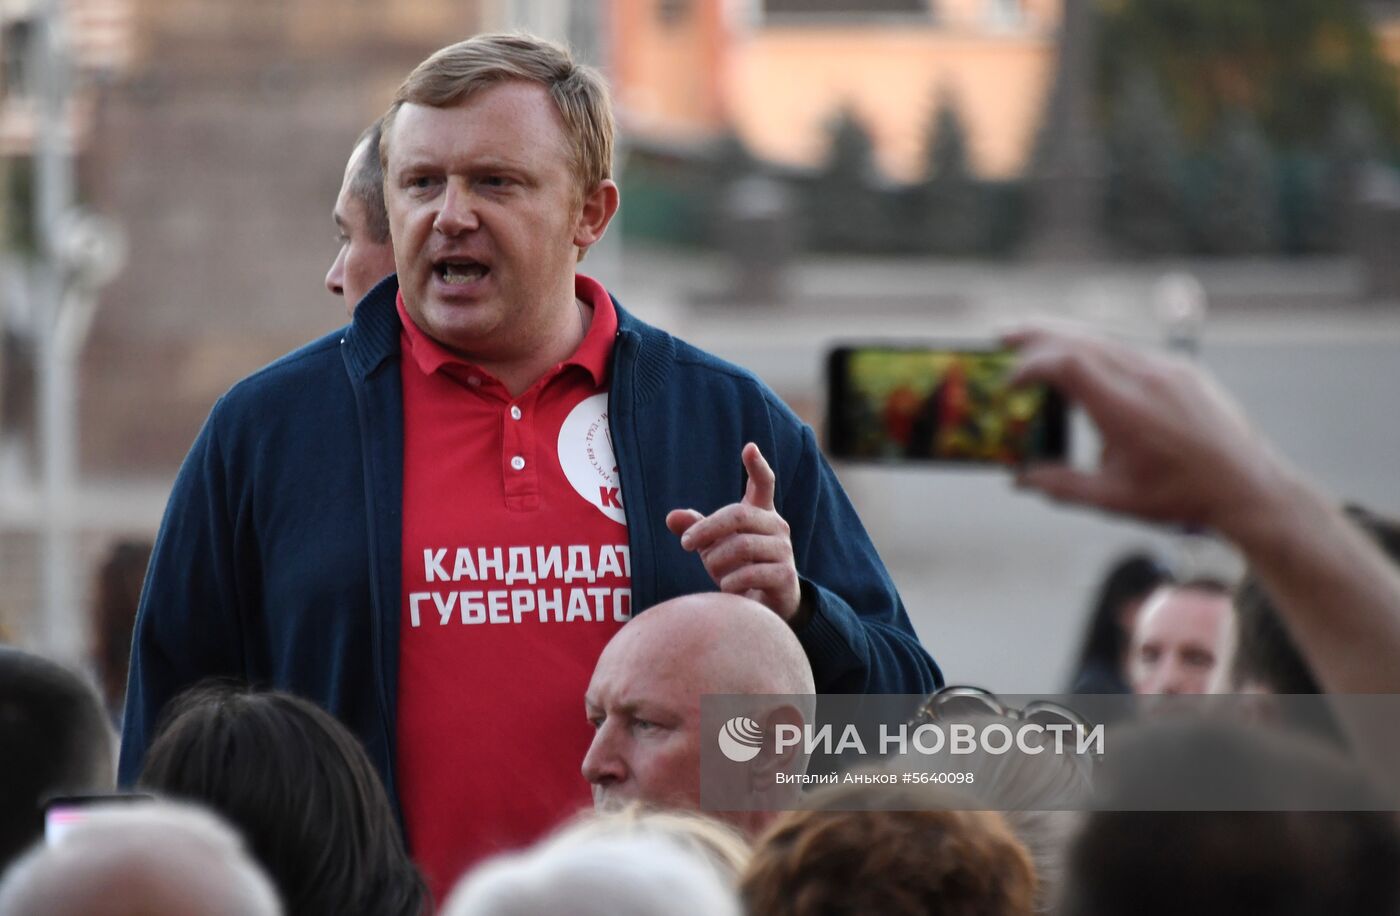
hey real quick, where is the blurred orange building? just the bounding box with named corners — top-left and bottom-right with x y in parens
top-left (1371, 2), bottom-right (1400, 81)
top-left (610, 0), bottom-right (1064, 180)
top-left (0, 0), bottom-right (488, 638)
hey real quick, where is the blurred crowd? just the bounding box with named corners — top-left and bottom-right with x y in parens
top-left (3, 322), bottom-right (1399, 915)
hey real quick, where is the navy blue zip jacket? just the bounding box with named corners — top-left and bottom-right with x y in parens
top-left (118, 275), bottom-right (942, 805)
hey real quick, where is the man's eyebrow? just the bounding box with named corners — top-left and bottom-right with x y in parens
top-left (332, 211), bottom-right (347, 231)
top-left (470, 156), bottom-right (529, 172)
top-left (585, 696), bottom-right (648, 718)
top-left (394, 153), bottom-right (533, 176)
top-left (391, 153), bottom-right (438, 174)
top-left (617, 700), bottom-right (672, 721)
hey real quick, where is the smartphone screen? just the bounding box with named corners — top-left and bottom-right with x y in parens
top-left (44, 794), bottom-right (152, 845)
top-left (825, 344), bottom-right (1068, 465)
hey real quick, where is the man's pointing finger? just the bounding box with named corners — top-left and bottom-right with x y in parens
top-left (741, 442), bottom-right (776, 510)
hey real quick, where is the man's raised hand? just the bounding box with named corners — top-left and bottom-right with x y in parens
top-left (665, 443), bottom-right (805, 624)
top-left (1005, 325), bottom-right (1291, 540)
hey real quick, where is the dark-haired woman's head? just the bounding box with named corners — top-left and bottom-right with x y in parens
top-left (1069, 552), bottom-right (1174, 694)
top-left (139, 684), bottom-right (427, 916)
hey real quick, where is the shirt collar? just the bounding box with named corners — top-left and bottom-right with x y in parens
top-left (569, 273), bottom-right (617, 387)
top-left (397, 273), bottom-right (617, 385)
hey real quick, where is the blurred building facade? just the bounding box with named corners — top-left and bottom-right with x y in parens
top-left (612, 0), bottom-right (1063, 180)
top-left (0, 0), bottom-right (494, 642)
top-left (1370, 1), bottom-right (1400, 77)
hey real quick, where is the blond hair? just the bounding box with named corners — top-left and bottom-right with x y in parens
top-left (381, 32), bottom-right (613, 198)
top-left (0, 801), bottom-right (282, 916)
top-left (442, 833), bottom-right (740, 916)
top-left (553, 804), bottom-right (752, 885)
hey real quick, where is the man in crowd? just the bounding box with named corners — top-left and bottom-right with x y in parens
top-left (122, 33), bottom-right (940, 895)
top-left (0, 803), bottom-right (281, 916)
top-left (324, 117), bottom-right (397, 314)
top-left (1008, 325), bottom-right (1400, 696)
top-left (582, 593), bottom-right (815, 834)
top-left (1126, 581), bottom-right (1234, 696)
top-left (1009, 326), bottom-right (1400, 793)
top-left (0, 647), bottom-right (115, 872)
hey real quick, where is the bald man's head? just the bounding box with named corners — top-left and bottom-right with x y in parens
top-left (582, 594), bottom-right (814, 827)
top-left (603, 593), bottom-right (814, 696)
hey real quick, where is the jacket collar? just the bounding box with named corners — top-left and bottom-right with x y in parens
top-left (611, 292), bottom-right (672, 406)
top-left (343, 273), bottom-right (402, 380)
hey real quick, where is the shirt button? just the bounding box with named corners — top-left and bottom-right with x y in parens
top-left (467, 376), bottom-right (481, 387)
top-left (510, 456), bottom-right (526, 471)
top-left (510, 405), bottom-right (522, 421)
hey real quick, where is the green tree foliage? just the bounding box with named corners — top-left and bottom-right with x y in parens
top-left (926, 93), bottom-right (971, 182)
top-left (807, 105), bottom-right (886, 252)
top-left (1097, 0), bottom-right (1400, 151)
top-left (1275, 101), bottom-right (1380, 254)
top-left (705, 130), bottom-right (758, 240)
top-left (617, 146), bottom-right (711, 247)
top-left (1316, 101), bottom-right (1378, 249)
top-left (918, 92), bottom-right (985, 254)
top-left (1195, 110), bottom-right (1278, 254)
top-left (1105, 67), bottom-right (1186, 253)
top-left (826, 106), bottom-right (877, 177)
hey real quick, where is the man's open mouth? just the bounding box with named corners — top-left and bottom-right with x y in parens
top-left (436, 260), bottom-right (489, 285)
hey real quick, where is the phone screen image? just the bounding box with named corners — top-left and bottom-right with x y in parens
top-left (44, 794), bottom-right (153, 846)
top-left (44, 805), bottom-right (88, 846)
top-left (826, 346), bottom-right (1067, 465)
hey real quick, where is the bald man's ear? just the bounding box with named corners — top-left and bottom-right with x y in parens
top-left (751, 704), bottom-right (807, 781)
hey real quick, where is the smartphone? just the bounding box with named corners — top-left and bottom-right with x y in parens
top-left (44, 793), bottom-right (153, 845)
top-left (825, 344), bottom-right (1068, 466)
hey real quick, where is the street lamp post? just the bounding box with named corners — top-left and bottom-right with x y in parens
top-left (32, 0), bottom-right (79, 663)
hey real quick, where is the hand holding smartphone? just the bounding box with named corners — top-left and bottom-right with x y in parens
top-left (825, 344), bottom-right (1068, 466)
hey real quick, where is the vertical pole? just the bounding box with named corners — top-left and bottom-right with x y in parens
top-left (33, 0), bottom-right (81, 663)
top-left (1027, 0), bottom-right (1105, 260)
top-left (1154, 271), bottom-right (1213, 575)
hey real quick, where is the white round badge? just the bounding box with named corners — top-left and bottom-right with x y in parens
top-left (557, 393), bottom-right (626, 526)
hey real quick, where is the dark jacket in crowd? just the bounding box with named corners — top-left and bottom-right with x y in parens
top-left (118, 275), bottom-right (943, 809)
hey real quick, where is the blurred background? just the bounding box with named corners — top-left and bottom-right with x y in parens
top-left (2, 0), bottom-right (1399, 705)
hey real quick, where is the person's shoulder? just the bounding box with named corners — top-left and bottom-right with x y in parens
top-left (215, 275), bottom-right (400, 419)
top-left (225, 328), bottom-right (347, 396)
top-left (621, 310), bottom-right (790, 414)
top-left (209, 328), bottom-right (351, 423)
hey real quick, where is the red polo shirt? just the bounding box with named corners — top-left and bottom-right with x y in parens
top-left (396, 275), bottom-right (630, 899)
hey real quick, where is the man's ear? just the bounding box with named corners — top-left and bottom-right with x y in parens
top-left (751, 704), bottom-right (806, 780)
top-left (574, 179), bottom-right (620, 252)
